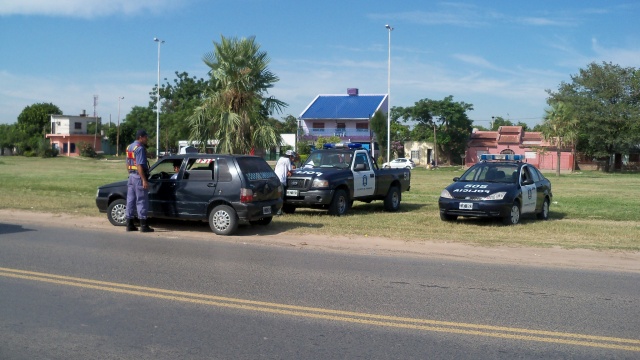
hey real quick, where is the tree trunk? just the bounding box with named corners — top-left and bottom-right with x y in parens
top-left (556, 150), bottom-right (561, 177)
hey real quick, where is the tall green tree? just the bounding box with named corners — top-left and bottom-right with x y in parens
top-left (369, 110), bottom-right (388, 157)
top-left (0, 124), bottom-right (19, 155)
top-left (541, 101), bottom-right (579, 175)
top-left (395, 96), bottom-right (473, 164)
top-left (188, 35), bottom-right (287, 154)
top-left (547, 62), bottom-right (640, 166)
top-left (16, 103), bottom-right (62, 152)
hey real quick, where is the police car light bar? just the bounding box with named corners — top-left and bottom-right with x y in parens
top-left (480, 154), bottom-right (523, 161)
top-left (323, 143), bottom-right (362, 149)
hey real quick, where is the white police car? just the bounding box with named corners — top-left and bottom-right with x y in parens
top-left (438, 154), bottom-right (552, 225)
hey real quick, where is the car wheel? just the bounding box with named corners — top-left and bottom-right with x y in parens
top-left (384, 186), bottom-right (401, 212)
top-left (503, 201), bottom-right (521, 225)
top-left (250, 217), bottom-right (273, 226)
top-left (107, 199), bottom-right (127, 226)
top-left (536, 198), bottom-right (550, 220)
top-left (383, 165), bottom-right (389, 169)
top-left (406, 166), bottom-right (412, 169)
top-left (282, 204), bottom-right (296, 214)
top-left (209, 204), bottom-right (238, 235)
top-left (440, 212), bottom-right (458, 222)
top-left (328, 189), bottom-right (349, 216)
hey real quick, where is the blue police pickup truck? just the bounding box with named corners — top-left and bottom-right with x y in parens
top-left (282, 144), bottom-right (411, 215)
top-left (96, 154), bottom-right (283, 235)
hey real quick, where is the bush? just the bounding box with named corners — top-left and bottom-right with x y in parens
top-left (79, 142), bottom-right (97, 158)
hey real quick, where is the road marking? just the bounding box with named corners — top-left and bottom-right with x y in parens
top-left (1, 266), bottom-right (638, 352)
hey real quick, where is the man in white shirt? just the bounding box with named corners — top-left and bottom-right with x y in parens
top-left (275, 150), bottom-right (293, 185)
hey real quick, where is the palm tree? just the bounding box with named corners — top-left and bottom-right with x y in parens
top-left (188, 35), bottom-right (287, 154)
top-left (542, 101), bottom-right (579, 176)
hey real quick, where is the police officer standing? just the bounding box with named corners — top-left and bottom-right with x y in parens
top-left (125, 129), bottom-right (154, 232)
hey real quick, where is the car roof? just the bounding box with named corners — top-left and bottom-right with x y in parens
top-left (160, 154), bottom-right (261, 160)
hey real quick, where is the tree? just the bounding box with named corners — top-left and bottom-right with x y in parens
top-left (491, 116), bottom-right (512, 130)
top-left (369, 110), bottom-right (388, 157)
top-left (106, 106), bottom-right (156, 155)
top-left (188, 35), bottom-right (287, 154)
top-left (547, 62), bottom-right (640, 168)
top-left (395, 96), bottom-right (473, 164)
top-left (16, 103), bottom-right (62, 152)
top-left (541, 101), bottom-right (579, 175)
top-left (0, 124), bottom-right (19, 155)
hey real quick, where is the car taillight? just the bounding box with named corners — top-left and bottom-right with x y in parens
top-left (240, 188), bottom-right (254, 203)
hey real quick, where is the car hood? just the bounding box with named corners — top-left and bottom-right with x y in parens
top-left (98, 179), bottom-right (128, 190)
top-left (445, 181), bottom-right (517, 197)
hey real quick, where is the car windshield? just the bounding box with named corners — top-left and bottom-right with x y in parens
top-left (302, 151), bottom-right (352, 169)
top-left (459, 163), bottom-right (519, 183)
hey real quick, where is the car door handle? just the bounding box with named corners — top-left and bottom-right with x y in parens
top-left (207, 183), bottom-right (216, 188)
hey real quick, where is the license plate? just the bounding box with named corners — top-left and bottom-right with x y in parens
top-left (459, 202), bottom-right (473, 210)
top-left (263, 206), bottom-right (272, 215)
top-left (286, 189), bottom-right (299, 197)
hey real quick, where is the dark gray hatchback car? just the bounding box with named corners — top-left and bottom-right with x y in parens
top-left (96, 154), bottom-right (283, 235)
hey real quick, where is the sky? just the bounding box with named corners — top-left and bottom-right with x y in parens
top-left (1, 0), bottom-right (639, 129)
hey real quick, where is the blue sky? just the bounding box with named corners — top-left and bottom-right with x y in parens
top-left (1, 0), bottom-right (639, 128)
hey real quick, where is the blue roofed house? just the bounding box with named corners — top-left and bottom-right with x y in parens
top-left (298, 88), bottom-right (387, 153)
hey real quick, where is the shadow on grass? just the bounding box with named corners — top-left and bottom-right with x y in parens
top-left (0, 223), bottom-right (35, 235)
top-left (445, 211), bottom-right (567, 226)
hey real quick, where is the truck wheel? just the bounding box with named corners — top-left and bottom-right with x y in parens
top-left (384, 186), bottom-right (401, 212)
top-left (328, 189), bottom-right (349, 216)
top-left (282, 204), bottom-right (296, 214)
top-left (502, 201), bottom-right (521, 225)
top-left (250, 217), bottom-right (272, 226)
top-left (107, 199), bottom-right (127, 226)
top-left (209, 205), bottom-right (238, 235)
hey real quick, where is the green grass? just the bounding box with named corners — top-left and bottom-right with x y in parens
top-left (1, 156), bottom-right (638, 251)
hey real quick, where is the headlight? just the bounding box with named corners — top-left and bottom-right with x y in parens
top-left (440, 189), bottom-right (453, 199)
top-left (312, 178), bottom-right (329, 188)
top-left (483, 192), bottom-right (507, 200)
top-left (96, 188), bottom-right (100, 198)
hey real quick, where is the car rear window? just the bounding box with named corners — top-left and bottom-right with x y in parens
top-left (236, 157), bottom-right (278, 182)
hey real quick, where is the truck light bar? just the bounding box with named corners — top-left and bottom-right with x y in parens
top-left (480, 154), bottom-right (524, 161)
top-left (323, 143), bottom-right (362, 149)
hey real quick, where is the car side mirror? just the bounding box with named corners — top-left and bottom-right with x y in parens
top-left (354, 163), bottom-right (366, 171)
top-left (523, 179), bottom-right (534, 185)
top-left (453, 177), bottom-right (460, 182)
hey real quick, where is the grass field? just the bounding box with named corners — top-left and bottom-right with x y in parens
top-left (1, 156), bottom-right (638, 251)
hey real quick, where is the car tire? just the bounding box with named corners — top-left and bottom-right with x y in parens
top-left (250, 217), bottom-right (273, 226)
top-left (383, 165), bottom-right (389, 169)
top-left (209, 205), bottom-right (238, 235)
top-left (440, 212), bottom-right (458, 222)
top-left (107, 199), bottom-right (127, 226)
top-left (383, 186), bottom-right (401, 212)
top-left (282, 204), bottom-right (296, 214)
top-left (503, 201), bottom-right (521, 225)
top-left (536, 198), bottom-right (550, 220)
top-left (328, 189), bottom-right (349, 216)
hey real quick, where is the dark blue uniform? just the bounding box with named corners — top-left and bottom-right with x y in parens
top-left (126, 140), bottom-right (149, 220)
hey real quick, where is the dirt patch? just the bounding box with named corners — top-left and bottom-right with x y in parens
top-left (2, 209), bottom-right (638, 273)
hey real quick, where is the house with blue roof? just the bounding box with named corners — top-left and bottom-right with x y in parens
top-left (298, 88), bottom-right (388, 150)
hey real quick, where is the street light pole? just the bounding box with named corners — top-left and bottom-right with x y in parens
top-left (385, 24), bottom-right (393, 164)
top-left (117, 96), bottom-right (124, 156)
top-left (154, 37), bottom-right (165, 158)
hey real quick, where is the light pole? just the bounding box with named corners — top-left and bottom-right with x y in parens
top-left (154, 37), bottom-right (165, 158)
top-left (117, 96), bottom-right (124, 156)
top-left (385, 24), bottom-right (393, 164)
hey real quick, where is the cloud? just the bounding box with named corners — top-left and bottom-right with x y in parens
top-left (0, 0), bottom-right (184, 18)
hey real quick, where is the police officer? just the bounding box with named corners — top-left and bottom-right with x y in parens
top-left (125, 129), bottom-right (154, 232)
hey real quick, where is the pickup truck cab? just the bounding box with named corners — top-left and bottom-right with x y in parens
top-left (96, 154), bottom-right (283, 235)
top-left (283, 144), bottom-right (411, 215)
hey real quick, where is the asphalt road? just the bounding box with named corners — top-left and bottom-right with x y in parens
top-left (0, 221), bottom-right (638, 359)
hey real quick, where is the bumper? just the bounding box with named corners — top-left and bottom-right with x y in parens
top-left (438, 198), bottom-right (512, 218)
top-left (96, 197), bottom-right (108, 213)
top-left (234, 198), bottom-right (283, 222)
top-left (284, 189), bottom-right (335, 206)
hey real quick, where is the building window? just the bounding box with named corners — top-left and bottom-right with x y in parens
top-left (312, 122), bottom-right (324, 132)
top-left (74, 122), bottom-right (82, 130)
top-left (410, 150), bottom-right (420, 160)
top-left (356, 123), bottom-right (368, 132)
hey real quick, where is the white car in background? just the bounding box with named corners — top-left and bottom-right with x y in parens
top-left (382, 158), bottom-right (416, 169)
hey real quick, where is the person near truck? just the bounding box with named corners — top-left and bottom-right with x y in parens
top-left (275, 150), bottom-right (294, 215)
top-left (125, 129), bottom-right (154, 233)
